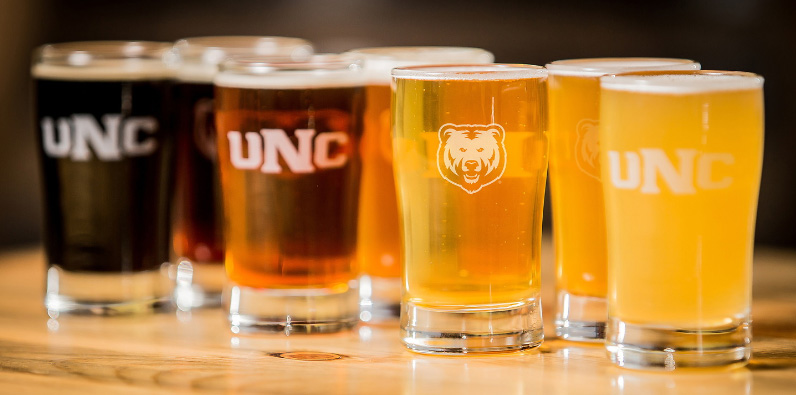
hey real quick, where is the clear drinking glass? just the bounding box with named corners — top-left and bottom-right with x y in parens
top-left (34, 41), bottom-right (175, 315)
top-left (392, 64), bottom-right (549, 353)
top-left (545, 58), bottom-right (700, 341)
top-left (600, 70), bottom-right (764, 369)
top-left (214, 55), bottom-right (365, 334)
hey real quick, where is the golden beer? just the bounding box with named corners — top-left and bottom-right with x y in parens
top-left (345, 47), bottom-right (493, 319)
top-left (393, 65), bottom-right (548, 353)
top-left (600, 71), bottom-right (764, 369)
top-left (545, 58), bottom-right (700, 340)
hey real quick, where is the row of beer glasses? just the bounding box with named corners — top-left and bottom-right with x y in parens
top-left (33, 38), bottom-right (764, 370)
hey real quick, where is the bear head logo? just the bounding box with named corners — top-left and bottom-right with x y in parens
top-left (437, 123), bottom-right (507, 194)
top-left (575, 118), bottom-right (600, 181)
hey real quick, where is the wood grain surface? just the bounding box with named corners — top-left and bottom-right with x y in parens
top-left (0, 244), bottom-right (794, 394)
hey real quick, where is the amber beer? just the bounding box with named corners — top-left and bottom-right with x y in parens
top-left (344, 47), bottom-right (494, 320)
top-left (393, 65), bottom-right (548, 353)
top-left (545, 58), bottom-right (700, 340)
top-left (170, 37), bottom-right (313, 310)
top-left (215, 56), bottom-right (364, 333)
top-left (600, 71), bottom-right (764, 369)
top-left (33, 41), bottom-right (175, 314)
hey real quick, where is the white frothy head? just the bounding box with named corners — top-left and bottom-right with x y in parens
top-left (601, 71), bottom-right (764, 94)
top-left (546, 58), bottom-right (700, 77)
top-left (392, 64), bottom-right (546, 81)
top-left (32, 41), bottom-right (173, 81)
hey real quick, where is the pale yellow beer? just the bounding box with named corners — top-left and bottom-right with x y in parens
top-left (600, 71), bottom-right (764, 369)
top-left (393, 65), bottom-right (548, 353)
top-left (545, 58), bottom-right (700, 340)
top-left (344, 47), bottom-right (493, 317)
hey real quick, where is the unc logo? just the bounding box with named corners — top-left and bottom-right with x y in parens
top-left (608, 148), bottom-right (735, 194)
top-left (437, 123), bottom-right (507, 194)
top-left (227, 129), bottom-right (349, 174)
top-left (575, 118), bottom-right (600, 180)
top-left (41, 114), bottom-right (158, 161)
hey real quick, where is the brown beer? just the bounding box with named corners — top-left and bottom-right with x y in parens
top-left (215, 58), bottom-right (364, 289)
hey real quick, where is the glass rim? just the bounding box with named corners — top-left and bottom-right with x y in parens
top-left (346, 46), bottom-right (493, 62)
top-left (215, 54), bottom-right (364, 89)
top-left (391, 64), bottom-right (546, 80)
top-left (172, 36), bottom-right (313, 65)
top-left (219, 53), bottom-right (362, 74)
top-left (32, 41), bottom-right (173, 81)
top-left (35, 41), bottom-right (172, 65)
top-left (546, 57), bottom-right (699, 77)
top-left (600, 70), bottom-right (764, 93)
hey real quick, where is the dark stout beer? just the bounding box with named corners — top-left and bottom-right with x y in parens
top-left (34, 41), bottom-right (174, 314)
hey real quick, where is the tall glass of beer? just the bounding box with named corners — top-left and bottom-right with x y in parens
top-left (343, 47), bottom-right (494, 321)
top-left (392, 65), bottom-right (548, 353)
top-left (545, 58), bottom-right (700, 341)
top-left (600, 70), bottom-right (764, 369)
top-left (214, 55), bottom-right (365, 333)
top-left (33, 41), bottom-right (175, 315)
top-left (169, 37), bottom-right (313, 310)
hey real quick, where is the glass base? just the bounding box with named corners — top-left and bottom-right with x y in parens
top-left (401, 299), bottom-right (543, 354)
top-left (359, 275), bottom-right (401, 322)
top-left (555, 290), bottom-right (606, 341)
top-left (171, 259), bottom-right (224, 310)
top-left (606, 317), bottom-right (751, 370)
top-left (226, 280), bottom-right (359, 335)
top-left (45, 264), bottom-right (172, 316)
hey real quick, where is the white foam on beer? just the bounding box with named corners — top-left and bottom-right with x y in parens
top-left (33, 60), bottom-right (174, 81)
top-left (215, 69), bottom-right (366, 89)
top-left (346, 47), bottom-right (494, 84)
top-left (391, 65), bottom-right (546, 81)
top-left (546, 58), bottom-right (699, 77)
top-left (601, 73), bottom-right (764, 94)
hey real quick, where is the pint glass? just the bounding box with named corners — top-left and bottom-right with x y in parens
top-left (34, 41), bottom-right (175, 315)
top-left (215, 56), bottom-right (365, 333)
top-left (600, 71), bottom-right (764, 369)
top-left (344, 47), bottom-right (494, 321)
top-left (545, 58), bottom-right (700, 340)
top-left (393, 65), bottom-right (548, 353)
top-left (169, 37), bottom-right (312, 310)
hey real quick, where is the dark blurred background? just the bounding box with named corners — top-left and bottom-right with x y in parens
top-left (1, 0), bottom-right (794, 250)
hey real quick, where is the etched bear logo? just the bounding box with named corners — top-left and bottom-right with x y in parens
top-left (575, 118), bottom-right (600, 181)
top-left (437, 123), bottom-right (507, 194)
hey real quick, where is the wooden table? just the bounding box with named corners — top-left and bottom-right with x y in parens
top-left (1, 243), bottom-right (795, 394)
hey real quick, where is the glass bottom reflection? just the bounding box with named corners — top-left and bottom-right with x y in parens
top-left (401, 298), bottom-right (543, 354)
top-left (226, 280), bottom-right (359, 335)
top-left (606, 317), bottom-right (751, 370)
top-left (555, 290), bottom-right (606, 342)
top-left (45, 264), bottom-right (172, 316)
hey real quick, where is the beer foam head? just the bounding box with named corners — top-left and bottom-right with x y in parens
top-left (345, 47), bottom-right (494, 84)
top-left (391, 64), bottom-right (546, 81)
top-left (214, 54), bottom-right (365, 89)
top-left (171, 36), bottom-right (314, 83)
top-left (601, 71), bottom-right (764, 94)
top-left (32, 41), bottom-right (174, 81)
top-left (546, 58), bottom-right (700, 77)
